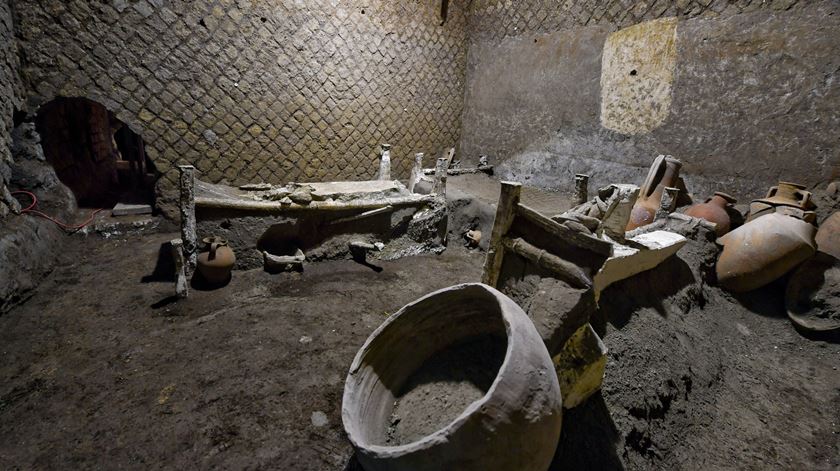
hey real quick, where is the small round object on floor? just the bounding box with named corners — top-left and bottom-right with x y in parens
top-left (786, 252), bottom-right (840, 334)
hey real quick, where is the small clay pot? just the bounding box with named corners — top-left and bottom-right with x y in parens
top-left (626, 155), bottom-right (682, 231)
top-left (716, 212), bottom-right (816, 292)
top-left (684, 192), bottom-right (737, 236)
top-left (816, 212), bottom-right (840, 260)
top-left (196, 236), bottom-right (236, 284)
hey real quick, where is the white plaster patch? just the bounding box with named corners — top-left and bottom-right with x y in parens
top-left (600, 18), bottom-right (678, 135)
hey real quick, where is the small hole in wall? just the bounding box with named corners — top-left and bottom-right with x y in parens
top-left (199, 18), bottom-right (206, 28)
top-left (534, 38), bottom-right (538, 43)
top-left (260, 17), bottom-right (267, 22)
top-left (361, 8), bottom-right (365, 14)
top-left (630, 69), bottom-right (638, 76)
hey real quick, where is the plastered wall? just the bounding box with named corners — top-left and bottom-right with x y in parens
top-left (460, 0), bottom-right (838, 201)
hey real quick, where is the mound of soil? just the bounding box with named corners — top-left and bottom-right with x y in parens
top-left (553, 226), bottom-right (840, 470)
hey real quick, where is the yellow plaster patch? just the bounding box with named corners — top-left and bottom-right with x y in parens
top-left (600, 17), bottom-right (678, 135)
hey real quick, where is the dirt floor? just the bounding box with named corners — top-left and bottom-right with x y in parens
top-left (0, 227), bottom-right (839, 470)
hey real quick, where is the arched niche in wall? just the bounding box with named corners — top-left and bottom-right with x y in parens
top-left (34, 97), bottom-right (159, 209)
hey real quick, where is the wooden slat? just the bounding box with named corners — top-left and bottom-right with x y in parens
top-left (515, 203), bottom-right (613, 257)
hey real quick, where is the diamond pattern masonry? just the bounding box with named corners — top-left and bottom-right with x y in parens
top-left (468, 0), bottom-right (802, 43)
top-left (13, 0), bottom-right (468, 202)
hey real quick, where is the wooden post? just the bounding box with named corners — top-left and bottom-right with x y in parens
top-left (482, 181), bottom-right (522, 287)
top-left (171, 238), bottom-right (188, 298)
top-left (408, 152), bottom-right (423, 193)
top-left (378, 144), bottom-right (391, 181)
top-left (573, 174), bottom-right (590, 206)
top-left (434, 157), bottom-right (448, 197)
top-left (178, 165), bottom-right (197, 276)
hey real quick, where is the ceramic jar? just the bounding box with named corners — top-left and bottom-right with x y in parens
top-left (747, 181), bottom-right (814, 222)
top-left (716, 212), bottom-right (816, 292)
top-left (196, 236), bottom-right (236, 284)
top-left (816, 212), bottom-right (840, 260)
top-left (626, 155), bottom-right (682, 231)
top-left (343, 283), bottom-right (562, 471)
top-left (684, 192), bottom-right (737, 236)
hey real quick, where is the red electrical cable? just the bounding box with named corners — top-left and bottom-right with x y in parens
top-left (11, 190), bottom-right (104, 232)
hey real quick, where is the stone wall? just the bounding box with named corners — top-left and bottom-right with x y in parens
top-left (14, 0), bottom-right (467, 213)
top-left (460, 0), bottom-right (839, 202)
top-left (0, 0), bottom-right (23, 216)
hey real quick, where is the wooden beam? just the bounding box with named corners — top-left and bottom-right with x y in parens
top-left (482, 181), bottom-right (522, 287)
top-left (194, 195), bottom-right (434, 212)
top-left (502, 237), bottom-right (592, 289)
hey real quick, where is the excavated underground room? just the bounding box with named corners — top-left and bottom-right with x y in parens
top-left (1, 1), bottom-right (839, 470)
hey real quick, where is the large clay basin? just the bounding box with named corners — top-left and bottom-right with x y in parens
top-left (342, 283), bottom-right (562, 471)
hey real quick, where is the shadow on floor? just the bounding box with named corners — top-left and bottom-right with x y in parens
top-left (140, 241), bottom-right (175, 283)
top-left (550, 392), bottom-right (624, 470)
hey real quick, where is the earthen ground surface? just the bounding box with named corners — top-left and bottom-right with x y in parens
top-left (0, 231), bottom-right (838, 470)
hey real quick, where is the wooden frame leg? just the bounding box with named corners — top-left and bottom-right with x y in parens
top-left (482, 181), bottom-right (522, 287)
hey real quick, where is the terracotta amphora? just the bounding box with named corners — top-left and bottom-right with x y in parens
top-left (197, 236), bottom-right (236, 284)
top-left (626, 155), bottom-right (682, 231)
top-left (747, 181), bottom-right (814, 222)
top-left (684, 192), bottom-right (737, 236)
top-left (816, 212), bottom-right (840, 260)
top-left (716, 211), bottom-right (816, 292)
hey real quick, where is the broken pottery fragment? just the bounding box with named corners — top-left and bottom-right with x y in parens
top-left (263, 248), bottom-right (305, 273)
top-left (342, 283), bottom-right (562, 471)
top-left (553, 323), bottom-right (608, 409)
top-left (716, 211), bottom-right (816, 292)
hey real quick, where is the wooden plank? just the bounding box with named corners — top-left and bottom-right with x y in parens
top-left (194, 195), bottom-right (434, 211)
top-left (502, 237), bottom-right (592, 289)
top-left (516, 203), bottom-right (613, 257)
top-left (482, 181), bottom-right (522, 287)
